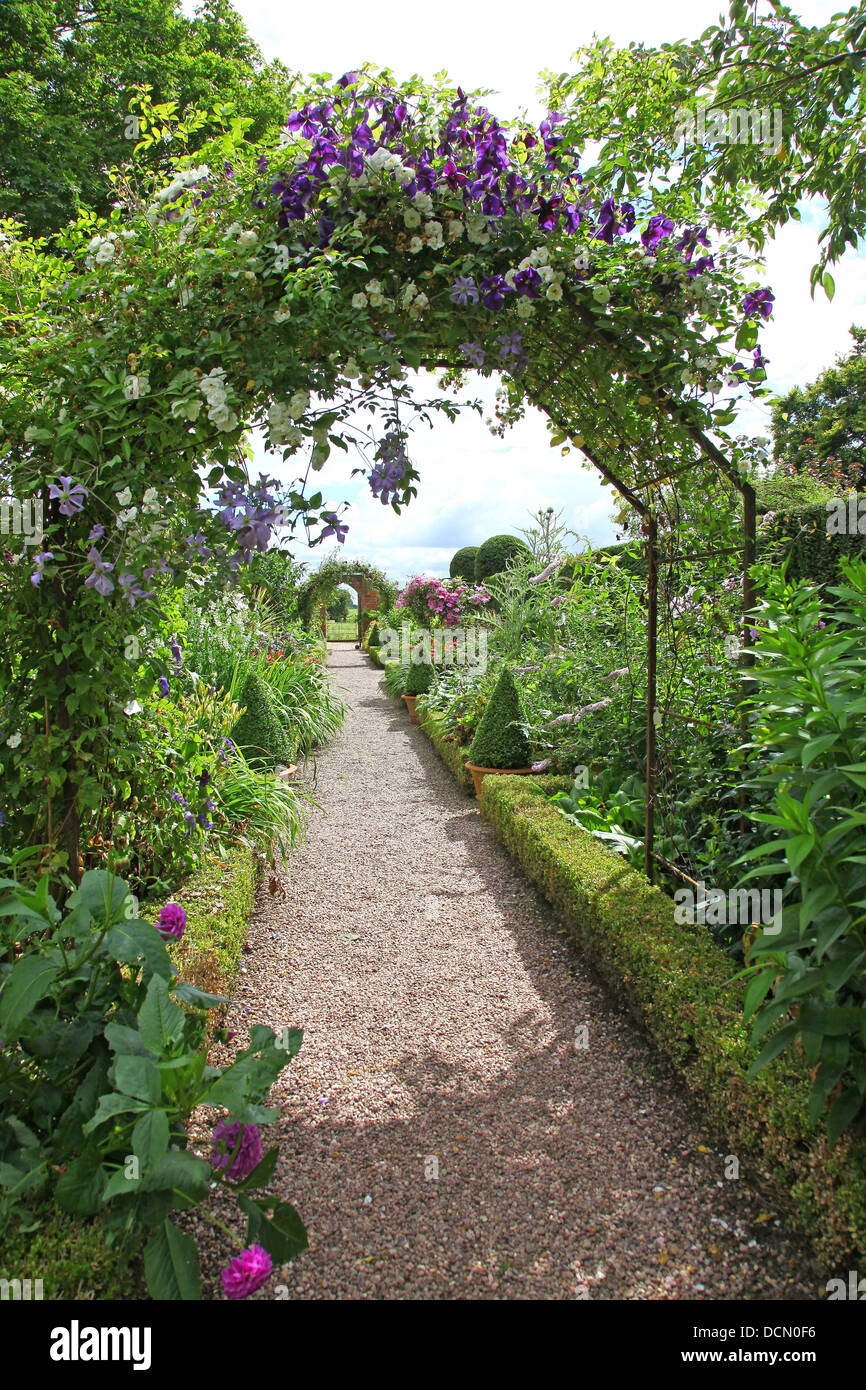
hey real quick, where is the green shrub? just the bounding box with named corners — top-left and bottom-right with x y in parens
top-left (418, 710), bottom-right (476, 792)
top-left (405, 661), bottom-right (435, 696)
top-left (466, 667), bottom-right (531, 768)
top-left (474, 534), bottom-right (531, 584)
top-left (229, 670), bottom-right (295, 768)
top-left (739, 556), bottom-right (866, 1142)
top-left (480, 776), bottom-right (866, 1267)
top-left (367, 620), bottom-right (381, 649)
top-left (449, 545), bottom-right (478, 580)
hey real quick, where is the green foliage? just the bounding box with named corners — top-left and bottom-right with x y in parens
top-left (449, 546), bottom-right (478, 580)
top-left (736, 557), bottom-right (866, 1142)
top-left (229, 670), bottom-right (295, 768)
top-left (772, 328), bottom-right (866, 487)
top-left (466, 668), bottom-right (531, 769)
top-left (0, 867), bottom-right (306, 1298)
top-left (0, 0), bottom-right (295, 240)
top-left (481, 775), bottom-right (866, 1266)
top-left (404, 661), bottom-right (435, 697)
top-left (474, 534), bottom-right (532, 584)
top-left (759, 499), bottom-right (866, 589)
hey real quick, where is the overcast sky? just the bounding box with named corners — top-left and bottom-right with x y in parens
top-left (223, 0), bottom-right (866, 584)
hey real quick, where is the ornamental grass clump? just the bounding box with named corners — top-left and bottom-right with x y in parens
top-left (466, 667), bottom-right (531, 768)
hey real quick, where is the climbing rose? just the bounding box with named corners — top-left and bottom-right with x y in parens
top-left (156, 902), bottom-right (187, 941)
top-left (211, 1120), bottom-right (263, 1180)
top-left (221, 1245), bottom-right (272, 1300)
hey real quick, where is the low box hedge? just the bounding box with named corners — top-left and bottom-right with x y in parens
top-left (418, 707), bottom-right (475, 793)
top-left (172, 840), bottom-right (259, 1000)
top-left (478, 774), bottom-right (866, 1268)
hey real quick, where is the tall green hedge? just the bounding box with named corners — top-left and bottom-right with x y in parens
top-left (229, 671), bottom-right (295, 768)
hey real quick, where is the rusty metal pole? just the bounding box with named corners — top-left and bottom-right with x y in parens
top-left (644, 513), bottom-right (658, 884)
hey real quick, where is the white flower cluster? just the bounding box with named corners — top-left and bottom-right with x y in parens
top-left (223, 223), bottom-right (259, 254)
top-left (123, 373), bottom-right (150, 400)
top-left (153, 164), bottom-right (210, 210)
top-left (365, 148), bottom-right (415, 185)
top-left (85, 231), bottom-right (120, 268)
top-left (466, 214), bottom-right (491, 246)
top-left (268, 402), bottom-right (304, 449)
top-left (198, 367), bottom-right (238, 433)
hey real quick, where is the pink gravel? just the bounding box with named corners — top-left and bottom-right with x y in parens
top-left (192, 645), bottom-right (820, 1300)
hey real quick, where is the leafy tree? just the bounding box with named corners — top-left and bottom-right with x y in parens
top-left (326, 587), bottom-right (354, 622)
top-left (0, 0), bottom-right (295, 239)
top-left (549, 0), bottom-right (866, 286)
top-left (772, 327), bottom-right (866, 488)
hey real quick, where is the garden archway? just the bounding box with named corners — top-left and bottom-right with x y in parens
top-left (2, 71), bottom-right (771, 881)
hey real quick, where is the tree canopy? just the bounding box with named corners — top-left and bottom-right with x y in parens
top-left (772, 325), bottom-right (866, 489)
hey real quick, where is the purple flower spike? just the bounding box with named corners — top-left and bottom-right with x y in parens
top-left (221, 1245), bottom-right (272, 1301)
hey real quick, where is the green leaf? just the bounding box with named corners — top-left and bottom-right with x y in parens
top-left (826, 1086), bottom-right (862, 1144)
top-left (113, 1055), bottom-right (161, 1104)
top-left (235, 1145), bottom-right (280, 1192)
top-left (743, 968), bottom-right (777, 1024)
top-left (104, 919), bottom-right (172, 980)
top-left (822, 271), bottom-right (835, 302)
top-left (171, 981), bottom-right (229, 1009)
top-left (55, 1145), bottom-right (107, 1215)
top-left (241, 1194), bottom-right (307, 1263)
top-left (138, 974), bottom-right (186, 1054)
top-left (144, 1219), bottom-right (201, 1300)
top-left (140, 1150), bottom-right (211, 1201)
top-left (0, 955), bottom-right (62, 1037)
top-left (747, 1022), bottom-right (799, 1078)
top-left (132, 1110), bottom-right (171, 1171)
top-left (68, 870), bottom-right (129, 925)
top-left (82, 1092), bottom-right (149, 1134)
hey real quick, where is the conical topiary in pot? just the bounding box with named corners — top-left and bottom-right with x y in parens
top-left (402, 660), bottom-right (434, 724)
top-left (465, 667), bottom-right (533, 798)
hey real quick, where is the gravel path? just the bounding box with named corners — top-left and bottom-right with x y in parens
top-left (196, 645), bottom-right (820, 1300)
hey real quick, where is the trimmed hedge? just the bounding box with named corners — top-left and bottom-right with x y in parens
top-left (230, 670), bottom-right (296, 768)
top-left (450, 545), bottom-right (478, 580)
top-left (172, 840), bottom-right (259, 999)
top-left (466, 666), bottom-right (531, 769)
top-left (418, 708), bottom-right (476, 792)
top-left (474, 533), bottom-right (531, 583)
top-left (477, 775), bottom-right (866, 1267)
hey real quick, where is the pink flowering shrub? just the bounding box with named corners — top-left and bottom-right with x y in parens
top-left (396, 575), bottom-right (490, 628)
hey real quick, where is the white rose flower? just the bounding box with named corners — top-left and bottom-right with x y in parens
top-left (115, 487), bottom-right (133, 506)
top-left (118, 507), bottom-right (138, 526)
top-left (410, 293), bottom-right (429, 317)
top-left (352, 291), bottom-right (368, 308)
top-left (516, 298), bottom-right (536, 318)
top-left (142, 487), bottom-right (160, 513)
top-left (238, 230), bottom-right (258, 252)
top-left (288, 390), bottom-right (309, 421)
top-left (403, 208), bottom-right (422, 229)
top-left (424, 220), bottom-right (444, 249)
top-left (365, 279), bottom-right (383, 294)
top-left (537, 264), bottom-right (555, 283)
top-left (401, 281), bottom-right (418, 306)
top-left (123, 700), bottom-right (143, 716)
top-left (447, 219), bottom-right (464, 240)
top-left (413, 191), bottom-right (434, 215)
top-left (368, 292), bottom-right (384, 307)
top-left (395, 165), bottom-right (414, 186)
top-left (408, 236), bottom-right (424, 254)
top-left (223, 222), bottom-right (243, 239)
top-left (367, 148), bottom-right (390, 172)
top-left (546, 283), bottom-right (563, 301)
top-left (273, 305), bottom-right (291, 323)
top-left (6, 731), bottom-right (22, 749)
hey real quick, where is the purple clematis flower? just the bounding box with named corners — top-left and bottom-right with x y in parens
top-left (84, 547), bottom-right (114, 597)
top-left (320, 510), bottom-right (349, 543)
top-left (743, 288), bottom-right (775, 320)
top-left (30, 551), bottom-right (54, 586)
top-left (460, 341), bottom-right (485, 368)
top-left (49, 476), bottom-right (88, 516)
top-left (450, 276), bottom-right (479, 306)
top-left (641, 215), bottom-right (674, 252)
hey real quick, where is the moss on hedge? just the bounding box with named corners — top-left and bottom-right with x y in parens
top-left (0, 1206), bottom-right (141, 1300)
top-left (479, 774), bottom-right (866, 1268)
top-left (172, 841), bottom-right (259, 999)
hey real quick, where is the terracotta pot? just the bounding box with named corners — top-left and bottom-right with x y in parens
top-left (464, 762), bottom-right (535, 800)
top-left (402, 693), bottom-right (420, 724)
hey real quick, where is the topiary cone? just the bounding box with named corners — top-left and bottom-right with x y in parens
top-left (465, 668), bottom-right (533, 798)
